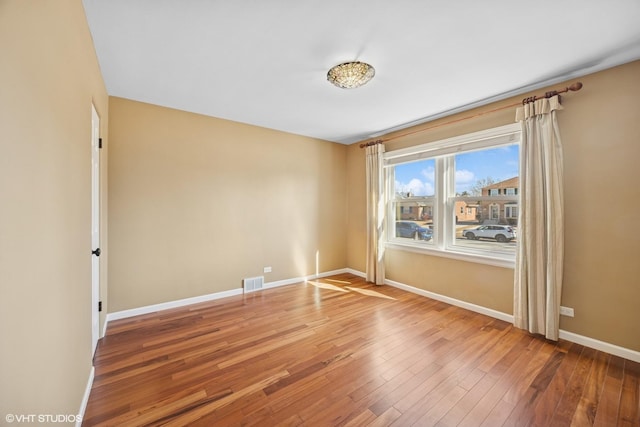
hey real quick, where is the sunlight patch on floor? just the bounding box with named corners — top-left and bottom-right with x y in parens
top-left (345, 287), bottom-right (396, 300)
top-left (307, 280), bottom-right (349, 292)
top-left (325, 278), bottom-right (352, 285)
top-left (307, 280), bottom-right (396, 300)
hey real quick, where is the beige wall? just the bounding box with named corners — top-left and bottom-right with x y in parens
top-left (347, 61), bottom-right (640, 352)
top-left (2, 4), bottom-right (638, 420)
top-left (0, 0), bottom-right (109, 418)
top-left (108, 98), bottom-right (347, 311)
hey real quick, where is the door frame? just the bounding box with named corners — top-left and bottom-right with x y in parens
top-left (91, 104), bottom-right (100, 356)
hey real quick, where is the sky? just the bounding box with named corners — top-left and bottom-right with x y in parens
top-left (393, 144), bottom-right (519, 196)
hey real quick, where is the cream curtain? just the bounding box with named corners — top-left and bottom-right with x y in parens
top-left (365, 143), bottom-right (385, 285)
top-left (514, 95), bottom-right (564, 341)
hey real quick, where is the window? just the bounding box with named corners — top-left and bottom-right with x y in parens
top-left (385, 124), bottom-right (521, 266)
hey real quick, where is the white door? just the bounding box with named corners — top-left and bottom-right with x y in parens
top-left (490, 204), bottom-right (499, 220)
top-left (91, 105), bottom-right (101, 355)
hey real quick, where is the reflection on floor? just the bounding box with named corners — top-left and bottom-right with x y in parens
top-left (307, 279), bottom-right (397, 300)
top-left (345, 286), bottom-right (396, 300)
top-left (306, 280), bottom-right (349, 293)
top-left (325, 278), bottom-right (351, 284)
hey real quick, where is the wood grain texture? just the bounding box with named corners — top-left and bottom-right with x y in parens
top-left (83, 274), bottom-right (640, 426)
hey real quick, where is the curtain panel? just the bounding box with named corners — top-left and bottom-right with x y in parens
top-left (514, 95), bottom-right (564, 341)
top-left (365, 143), bottom-right (385, 285)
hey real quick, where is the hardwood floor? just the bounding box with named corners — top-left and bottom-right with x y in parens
top-left (84, 274), bottom-right (640, 426)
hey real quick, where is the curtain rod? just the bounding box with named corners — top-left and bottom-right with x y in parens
top-left (359, 81), bottom-right (583, 148)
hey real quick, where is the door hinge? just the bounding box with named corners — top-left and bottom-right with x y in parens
top-left (98, 138), bottom-right (103, 149)
top-left (98, 301), bottom-right (102, 312)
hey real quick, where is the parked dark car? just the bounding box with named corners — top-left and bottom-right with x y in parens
top-left (463, 225), bottom-right (515, 242)
top-left (395, 221), bottom-right (432, 241)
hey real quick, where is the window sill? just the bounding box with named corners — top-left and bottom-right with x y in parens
top-left (385, 241), bottom-right (515, 269)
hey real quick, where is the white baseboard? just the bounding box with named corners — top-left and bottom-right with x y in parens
top-left (106, 287), bottom-right (243, 323)
top-left (331, 269), bottom-right (515, 325)
top-left (101, 315), bottom-right (108, 338)
top-left (264, 268), bottom-right (352, 289)
top-left (558, 330), bottom-right (640, 363)
top-left (105, 268), bottom-right (353, 325)
top-left (77, 366), bottom-right (94, 427)
top-left (344, 268), bottom-right (366, 279)
top-left (384, 277), bottom-right (514, 323)
top-left (374, 273), bottom-right (640, 363)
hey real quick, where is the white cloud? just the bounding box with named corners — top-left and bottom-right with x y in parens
top-left (454, 169), bottom-right (476, 193)
top-left (421, 167), bottom-right (435, 183)
top-left (455, 169), bottom-right (475, 184)
top-left (396, 178), bottom-right (435, 196)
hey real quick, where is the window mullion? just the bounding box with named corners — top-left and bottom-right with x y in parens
top-left (386, 167), bottom-right (395, 241)
top-left (435, 157), bottom-right (447, 250)
top-left (443, 156), bottom-right (456, 250)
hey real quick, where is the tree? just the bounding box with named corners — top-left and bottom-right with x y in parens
top-left (468, 177), bottom-right (496, 196)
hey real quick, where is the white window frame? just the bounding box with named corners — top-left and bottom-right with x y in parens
top-left (384, 123), bottom-right (521, 268)
top-left (505, 203), bottom-right (518, 219)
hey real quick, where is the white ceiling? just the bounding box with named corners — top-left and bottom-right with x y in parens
top-left (83, 0), bottom-right (640, 145)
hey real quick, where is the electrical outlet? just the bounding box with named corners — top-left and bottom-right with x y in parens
top-left (559, 306), bottom-right (574, 317)
top-left (263, 266), bottom-right (272, 273)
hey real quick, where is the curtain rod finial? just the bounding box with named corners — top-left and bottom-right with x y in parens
top-left (568, 82), bottom-right (583, 92)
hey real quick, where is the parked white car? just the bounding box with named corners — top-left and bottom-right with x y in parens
top-left (463, 225), bottom-right (515, 242)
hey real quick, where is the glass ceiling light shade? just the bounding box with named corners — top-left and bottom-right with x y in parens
top-left (327, 61), bottom-right (375, 89)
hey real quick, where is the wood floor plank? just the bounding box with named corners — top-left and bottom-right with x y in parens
top-left (82, 274), bottom-right (640, 426)
top-left (367, 406), bottom-right (402, 426)
top-left (436, 332), bottom-right (536, 426)
top-left (479, 399), bottom-right (515, 427)
top-left (549, 346), bottom-right (597, 426)
top-left (618, 360), bottom-right (640, 427)
top-left (531, 342), bottom-right (583, 426)
top-left (572, 350), bottom-right (611, 426)
top-left (343, 408), bottom-right (377, 427)
top-left (593, 355), bottom-right (625, 426)
top-left (388, 327), bottom-right (508, 425)
top-left (412, 385), bottom-right (471, 426)
top-left (501, 346), bottom-right (566, 426)
top-left (457, 337), bottom-right (547, 426)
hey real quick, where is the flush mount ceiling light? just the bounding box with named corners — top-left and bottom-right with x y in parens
top-left (327, 61), bottom-right (375, 89)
